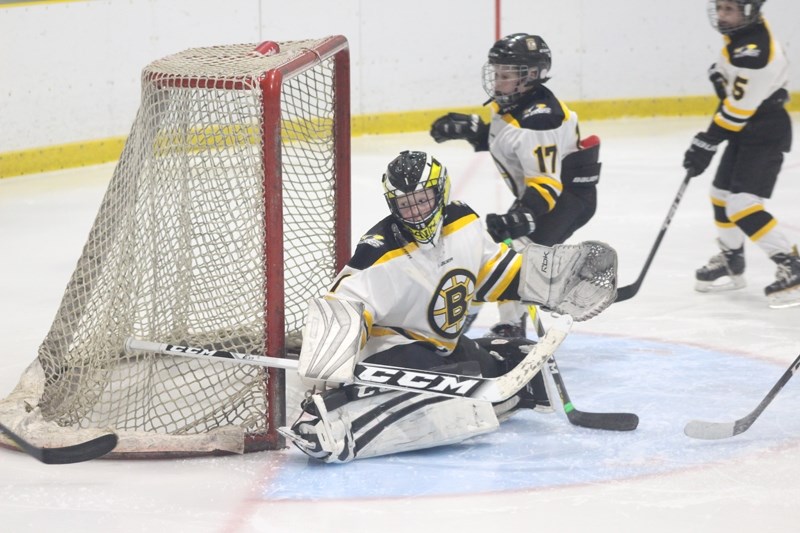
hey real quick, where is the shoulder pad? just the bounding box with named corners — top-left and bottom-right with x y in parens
top-left (727, 24), bottom-right (771, 69)
top-left (348, 216), bottom-right (409, 269)
top-left (510, 89), bottom-right (567, 130)
top-left (444, 201), bottom-right (479, 223)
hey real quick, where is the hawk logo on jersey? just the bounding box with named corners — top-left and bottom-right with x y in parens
top-left (428, 268), bottom-right (476, 339)
top-left (733, 44), bottom-right (761, 59)
top-left (359, 234), bottom-right (385, 248)
top-left (522, 104), bottom-right (552, 119)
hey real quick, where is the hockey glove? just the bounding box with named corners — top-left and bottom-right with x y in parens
top-left (430, 113), bottom-right (488, 149)
top-left (683, 132), bottom-right (721, 178)
top-left (485, 208), bottom-right (536, 243)
top-left (708, 63), bottom-right (727, 101)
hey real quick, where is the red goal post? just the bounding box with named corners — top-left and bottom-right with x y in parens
top-left (0, 36), bottom-right (351, 457)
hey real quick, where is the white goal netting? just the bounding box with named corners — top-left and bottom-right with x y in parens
top-left (0, 36), bottom-right (350, 456)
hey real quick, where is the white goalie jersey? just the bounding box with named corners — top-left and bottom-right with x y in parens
top-left (326, 202), bottom-right (522, 359)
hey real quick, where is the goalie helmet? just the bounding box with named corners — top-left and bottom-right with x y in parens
top-left (382, 151), bottom-right (450, 247)
top-left (482, 33), bottom-right (552, 110)
top-left (707, 0), bottom-right (765, 35)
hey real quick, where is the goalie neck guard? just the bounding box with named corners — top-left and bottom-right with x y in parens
top-left (382, 151), bottom-right (451, 247)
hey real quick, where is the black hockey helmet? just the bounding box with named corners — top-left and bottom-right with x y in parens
top-left (382, 151), bottom-right (450, 246)
top-left (707, 0), bottom-right (765, 34)
top-left (482, 33), bottom-right (552, 109)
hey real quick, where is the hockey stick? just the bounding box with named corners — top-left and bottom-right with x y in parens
top-left (684, 353), bottom-right (800, 440)
top-left (0, 422), bottom-right (117, 464)
top-left (125, 314), bottom-right (572, 404)
top-left (615, 172), bottom-right (692, 302)
top-left (528, 306), bottom-right (639, 431)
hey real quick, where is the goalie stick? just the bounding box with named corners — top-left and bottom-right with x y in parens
top-left (684, 353), bottom-right (800, 440)
top-left (528, 307), bottom-right (639, 431)
top-left (125, 314), bottom-right (572, 404)
top-left (0, 422), bottom-right (117, 464)
top-left (615, 172), bottom-right (691, 302)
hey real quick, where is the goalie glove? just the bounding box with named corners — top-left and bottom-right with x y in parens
top-left (519, 241), bottom-right (617, 321)
top-left (430, 113), bottom-right (489, 150)
top-left (485, 207), bottom-right (536, 243)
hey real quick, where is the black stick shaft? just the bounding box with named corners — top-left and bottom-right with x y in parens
top-left (616, 173), bottom-right (692, 302)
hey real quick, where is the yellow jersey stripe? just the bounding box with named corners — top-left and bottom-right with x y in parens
top-left (443, 213), bottom-right (478, 236)
top-left (526, 182), bottom-right (557, 211)
top-left (714, 114), bottom-right (746, 132)
top-left (486, 253), bottom-right (522, 301)
top-left (476, 243), bottom-right (510, 288)
top-left (722, 99), bottom-right (755, 118)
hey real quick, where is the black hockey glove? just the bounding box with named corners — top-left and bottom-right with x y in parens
top-left (683, 132), bottom-right (721, 178)
top-left (708, 63), bottom-right (727, 101)
top-left (430, 113), bottom-right (488, 148)
top-left (485, 208), bottom-right (536, 243)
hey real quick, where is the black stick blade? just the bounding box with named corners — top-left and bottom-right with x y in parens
top-left (569, 411), bottom-right (639, 431)
top-left (38, 433), bottom-right (118, 464)
top-left (1, 422), bottom-right (118, 464)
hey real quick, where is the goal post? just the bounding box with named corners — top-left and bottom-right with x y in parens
top-left (0, 36), bottom-right (351, 457)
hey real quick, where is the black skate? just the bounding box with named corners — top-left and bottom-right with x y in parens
top-left (695, 243), bottom-right (745, 292)
top-left (765, 246), bottom-right (800, 309)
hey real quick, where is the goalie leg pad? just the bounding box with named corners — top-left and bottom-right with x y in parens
top-left (279, 386), bottom-right (499, 463)
top-left (519, 241), bottom-right (617, 321)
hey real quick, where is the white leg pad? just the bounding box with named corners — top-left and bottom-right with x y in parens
top-left (282, 389), bottom-right (499, 463)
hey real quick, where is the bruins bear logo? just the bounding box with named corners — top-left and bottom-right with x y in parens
top-left (428, 268), bottom-right (476, 339)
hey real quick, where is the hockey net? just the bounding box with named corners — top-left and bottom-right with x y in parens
top-left (0, 36), bottom-right (351, 457)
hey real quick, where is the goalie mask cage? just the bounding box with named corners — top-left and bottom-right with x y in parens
top-left (0, 36), bottom-right (351, 457)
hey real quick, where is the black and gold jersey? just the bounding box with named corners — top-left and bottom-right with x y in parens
top-left (487, 85), bottom-right (581, 219)
top-left (709, 20), bottom-right (789, 138)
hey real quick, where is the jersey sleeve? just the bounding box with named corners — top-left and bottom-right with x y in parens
top-left (473, 230), bottom-right (523, 303)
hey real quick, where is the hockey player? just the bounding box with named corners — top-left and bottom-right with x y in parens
top-left (683, 0), bottom-right (799, 308)
top-left (278, 150), bottom-right (617, 463)
top-left (430, 33), bottom-right (601, 336)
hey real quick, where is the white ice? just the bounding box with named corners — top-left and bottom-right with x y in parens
top-left (1, 114), bottom-right (800, 533)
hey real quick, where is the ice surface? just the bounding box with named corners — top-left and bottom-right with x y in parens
top-left (1, 115), bottom-right (800, 532)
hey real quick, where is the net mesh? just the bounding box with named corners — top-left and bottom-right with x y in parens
top-left (0, 38), bottom-right (348, 456)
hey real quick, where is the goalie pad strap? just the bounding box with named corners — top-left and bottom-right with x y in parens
top-left (298, 298), bottom-right (365, 386)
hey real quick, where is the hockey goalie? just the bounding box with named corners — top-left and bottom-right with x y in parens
top-left (278, 150), bottom-right (618, 463)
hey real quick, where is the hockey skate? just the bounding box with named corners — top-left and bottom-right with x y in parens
top-left (765, 246), bottom-right (800, 309)
top-left (695, 242), bottom-right (745, 292)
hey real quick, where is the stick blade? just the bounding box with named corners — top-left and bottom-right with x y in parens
top-left (683, 419), bottom-right (737, 440)
top-left (570, 411), bottom-right (639, 431)
top-left (38, 433), bottom-right (118, 464)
